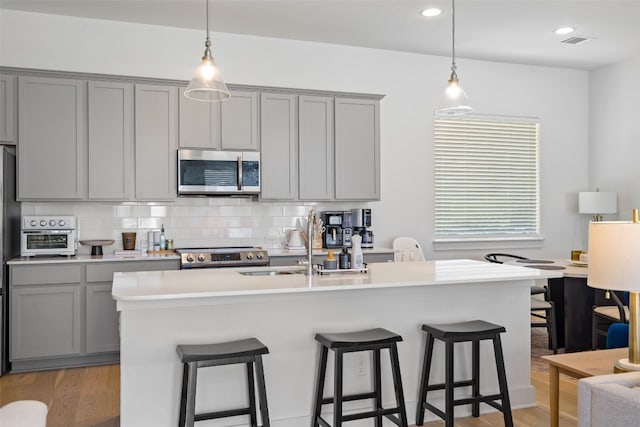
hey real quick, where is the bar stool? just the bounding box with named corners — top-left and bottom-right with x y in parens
top-left (176, 337), bottom-right (270, 427)
top-left (310, 328), bottom-right (409, 427)
top-left (415, 320), bottom-right (513, 427)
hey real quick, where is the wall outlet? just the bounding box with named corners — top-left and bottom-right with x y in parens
top-left (355, 353), bottom-right (367, 376)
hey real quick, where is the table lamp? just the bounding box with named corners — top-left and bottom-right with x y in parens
top-left (588, 210), bottom-right (640, 372)
top-left (579, 191), bottom-right (617, 221)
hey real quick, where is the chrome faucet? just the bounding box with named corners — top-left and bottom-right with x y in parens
top-left (306, 209), bottom-right (319, 276)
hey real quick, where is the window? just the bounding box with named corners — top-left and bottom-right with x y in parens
top-left (434, 115), bottom-right (540, 240)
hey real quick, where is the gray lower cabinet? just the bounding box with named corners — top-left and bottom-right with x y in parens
top-left (335, 98), bottom-right (381, 200)
top-left (88, 81), bottom-right (134, 200)
top-left (18, 76), bottom-right (86, 200)
top-left (299, 95), bottom-right (334, 200)
top-left (134, 84), bottom-right (178, 200)
top-left (260, 93), bottom-right (298, 200)
top-left (9, 259), bottom-right (179, 372)
top-left (0, 74), bottom-right (16, 143)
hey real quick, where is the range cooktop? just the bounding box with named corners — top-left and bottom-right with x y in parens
top-left (176, 247), bottom-right (269, 269)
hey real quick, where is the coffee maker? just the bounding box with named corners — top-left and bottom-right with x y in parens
top-left (322, 211), bottom-right (353, 248)
top-left (351, 208), bottom-right (373, 248)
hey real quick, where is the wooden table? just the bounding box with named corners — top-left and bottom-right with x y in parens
top-left (542, 347), bottom-right (627, 427)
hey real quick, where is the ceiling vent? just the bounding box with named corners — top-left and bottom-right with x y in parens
top-left (561, 36), bottom-right (592, 45)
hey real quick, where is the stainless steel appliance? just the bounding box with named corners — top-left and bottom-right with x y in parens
top-left (177, 247), bottom-right (269, 269)
top-left (1, 146), bottom-right (20, 376)
top-left (322, 211), bottom-right (353, 249)
top-left (178, 149), bottom-right (260, 195)
top-left (21, 215), bottom-right (77, 257)
top-left (351, 208), bottom-right (373, 248)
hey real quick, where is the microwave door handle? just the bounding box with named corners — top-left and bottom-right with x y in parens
top-left (237, 155), bottom-right (243, 191)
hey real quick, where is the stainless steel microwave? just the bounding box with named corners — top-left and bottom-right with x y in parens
top-left (177, 149), bottom-right (260, 195)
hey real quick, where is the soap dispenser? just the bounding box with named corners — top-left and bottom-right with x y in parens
top-left (160, 224), bottom-right (166, 251)
top-left (351, 233), bottom-right (364, 269)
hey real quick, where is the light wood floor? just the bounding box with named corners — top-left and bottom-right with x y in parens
top-left (0, 364), bottom-right (577, 427)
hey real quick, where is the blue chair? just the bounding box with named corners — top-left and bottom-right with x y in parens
top-left (592, 291), bottom-right (629, 350)
top-left (606, 322), bottom-right (629, 349)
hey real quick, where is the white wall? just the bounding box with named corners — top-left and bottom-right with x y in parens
top-left (1, 10), bottom-right (590, 259)
top-left (590, 55), bottom-right (640, 222)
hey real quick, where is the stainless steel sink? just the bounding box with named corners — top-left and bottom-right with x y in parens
top-left (239, 269), bottom-right (304, 276)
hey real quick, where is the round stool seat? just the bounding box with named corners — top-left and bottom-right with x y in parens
top-left (315, 328), bottom-right (402, 349)
top-left (0, 400), bottom-right (48, 427)
top-left (421, 320), bottom-right (506, 339)
top-left (177, 337), bottom-right (268, 363)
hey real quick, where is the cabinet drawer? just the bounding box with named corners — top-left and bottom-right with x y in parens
top-left (86, 260), bottom-right (178, 282)
top-left (11, 264), bottom-right (82, 285)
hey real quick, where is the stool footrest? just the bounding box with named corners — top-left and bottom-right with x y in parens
top-left (454, 393), bottom-right (504, 407)
top-left (321, 391), bottom-right (376, 404)
top-left (422, 402), bottom-right (446, 419)
top-left (194, 407), bottom-right (251, 421)
top-left (317, 416), bottom-right (331, 427)
top-left (426, 379), bottom-right (474, 391)
top-left (342, 407), bottom-right (402, 422)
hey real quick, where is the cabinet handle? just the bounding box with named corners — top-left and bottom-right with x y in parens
top-left (237, 155), bottom-right (243, 191)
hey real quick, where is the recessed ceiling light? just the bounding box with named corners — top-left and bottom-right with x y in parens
top-left (554, 27), bottom-right (575, 35)
top-left (421, 8), bottom-right (442, 17)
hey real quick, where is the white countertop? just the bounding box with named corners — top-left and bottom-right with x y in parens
top-left (112, 259), bottom-right (561, 303)
top-left (7, 253), bottom-right (180, 265)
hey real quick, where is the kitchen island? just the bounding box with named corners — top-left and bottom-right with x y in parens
top-left (113, 259), bottom-right (560, 427)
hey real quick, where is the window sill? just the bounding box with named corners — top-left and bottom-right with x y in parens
top-left (432, 235), bottom-right (544, 252)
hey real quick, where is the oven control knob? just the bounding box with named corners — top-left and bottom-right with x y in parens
top-left (246, 252), bottom-right (254, 260)
top-left (186, 255), bottom-right (195, 263)
top-left (30, 220), bottom-right (37, 226)
top-left (256, 252), bottom-right (264, 260)
top-left (40, 220), bottom-right (47, 226)
top-left (49, 220), bottom-right (56, 227)
top-left (197, 254), bottom-right (206, 262)
top-left (58, 220), bottom-right (66, 227)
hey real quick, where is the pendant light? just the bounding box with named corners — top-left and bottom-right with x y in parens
top-left (435, 0), bottom-right (472, 116)
top-left (184, 0), bottom-right (230, 102)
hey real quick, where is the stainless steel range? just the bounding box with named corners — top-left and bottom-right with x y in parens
top-left (176, 247), bottom-right (269, 269)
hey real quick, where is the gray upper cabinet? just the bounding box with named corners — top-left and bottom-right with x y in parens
top-left (18, 76), bottom-right (86, 200)
top-left (299, 95), bottom-right (334, 200)
top-left (260, 93), bottom-right (298, 200)
top-left (221, 89), bottom-right (259, 150)
top-left (178, 86), bottom-right (221, 149)
top-left (134, 84), bottom-right (178, 201)
top-left (0, 74), bottom-right (16, 143)
top-left (88, 81), bottom-right (134, 200)
top-left (334, 98), bottom-right (381, 200)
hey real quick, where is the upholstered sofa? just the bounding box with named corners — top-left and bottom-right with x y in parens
top-left (578, 372), bottom-right (640, 427)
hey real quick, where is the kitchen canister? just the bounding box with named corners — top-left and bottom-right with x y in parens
top-left (122, 232), bottom-right (136, 250)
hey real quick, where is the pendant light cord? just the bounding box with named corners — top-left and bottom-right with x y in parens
top-left (206, 0), bottom-right (210, 44)
top-left (451, 0), bottom-right (457, 75)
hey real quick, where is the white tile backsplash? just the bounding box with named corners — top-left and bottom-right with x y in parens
top-left (23, 198), bottom-right (368, 254)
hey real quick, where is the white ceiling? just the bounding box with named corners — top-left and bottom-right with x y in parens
top-left (2, 0), bottom-right (640, 70)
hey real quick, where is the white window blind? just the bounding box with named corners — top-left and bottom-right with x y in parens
top-left (434, 116), bottom-right (540, 237)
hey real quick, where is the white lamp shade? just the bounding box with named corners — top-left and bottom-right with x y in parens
top-left (588, 221), bottom-right (640, 291)
top-left (579, 192), bottom-right (617, 214)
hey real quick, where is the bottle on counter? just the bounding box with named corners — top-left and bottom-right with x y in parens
top-left (339, 247), bottom-right (350, 269)
top-left (323, 250), bottom-right (337, 270)
top-left (160, 224), bottom-right (166, 251)
top-left (351, 233), bottom-right (364, 269)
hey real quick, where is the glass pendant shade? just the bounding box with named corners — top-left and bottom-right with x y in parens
top-left (185, 56), bottom-right (230, 102)
top-left (435, 74), bottom-right (472, 116)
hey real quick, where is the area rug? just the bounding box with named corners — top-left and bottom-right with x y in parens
top-left (531, 327), bottom-right (564, 374)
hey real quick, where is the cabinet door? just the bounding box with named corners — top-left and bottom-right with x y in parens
top-left (88, 81), bottom-right (134, 200)
top-left (11, 285), bottom-right (82, 359)
top-left (134, 84), bottom-right (178, 200)
top-left (0, 74), bottom-right (16, 142)
top-left (221, 90), bottom-right (259, 150)
top-left (260, 93), bottom-right (298, 200)
top-left (299, 96), bottom-right (334, 200)
top-left (334, 98), bottom-right (380, 200)
top-left (18, 76), bottom-right (86, 200)
top-left (86, 284), bottom-right (119, 353)
top-left (178, 86), bottom-right (221, 149)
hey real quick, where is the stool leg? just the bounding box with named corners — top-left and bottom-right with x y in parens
top-left (310, 345), bottom-right (328, 427)
top-left (333, 349), bottom-right (344, 427)
top-left (183, 362), bottom-right (198, 427)
top-left (254, 355), bottom-right (271, 427)
top-left (445, 339), bottom-right (455, 427)
top-left (415, 333), bottom-right (435, 426)
top-left (373, 349), bottom-right (382, 427)
top-left (178, 363), bottom-right (189, 427)
top-left (246, 361), bottom-right (258, 427)
top-left (389, 343), bottom-right (409, 427)
top-left (472, 339), bottom-right (480, 417)
top-left (492, 334), bottom-right (513, 427)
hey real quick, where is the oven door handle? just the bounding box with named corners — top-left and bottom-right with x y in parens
top-left (22, 229), bottom-right (74, 234)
